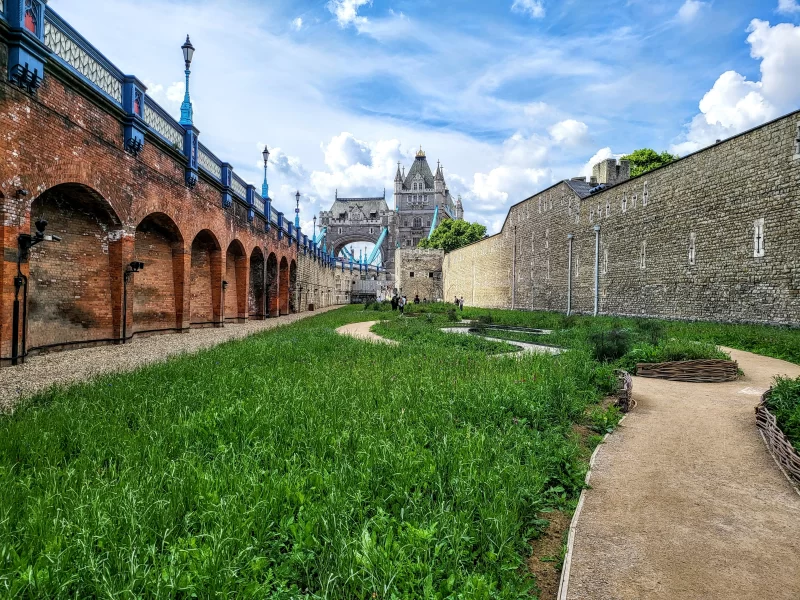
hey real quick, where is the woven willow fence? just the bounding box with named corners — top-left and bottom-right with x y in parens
top-left (756, 390), bottom-right (800, 485)
top-left (636, 359), bottom-right (739, 383)
top-left (615, 369), bottom-right (634, 413)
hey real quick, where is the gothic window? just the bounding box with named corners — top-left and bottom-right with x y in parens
top-left (412, 183), bottom-right (417, 191)
top-left (339, 212), bottom-right (346, 220)
top-left (568, 198), bottom-right (572, 216)
top-left (605, 200), bottom-right (610, 217)
top-left (589, 209), bottom-right (594, 224)
top-left (413, 217), bottom-right (422, 228)
top-left (640, 241), bottom-right (646, 270)
top-left (549, 195), bottom-right (553, 210)
top-left (426, 219), bottom-right (431, 227)
top-left (688, 232), bottom-right (696, 265)
top-left (622, 194), bottom-right (628, 213)
top-left (403, 220), bottom-right (408, 227)
top-left (412, 237), bottom-right (420, 246)
top-left (603, 247), bottom-right (608, 274)
top-left (597, 203), bottom-right (601, 219)
top-left (545, 228), bottom-right (549, 250)
top-left (632, 193), bottom-right (637, 209)
top-left (24, 0), bottom-right (38, 35)
top-left (643, 181), bottom-right (649, 206)
top-left (753, 218), bottom-right (765, 257)
top-left (338, 227), bottom-right (342, 234)
top-left (538, 198), bottom-right (542, 213)
top-left (575, 251), bottom-right (580, 278)
top-left (369, 227), bottom-right (374, 234)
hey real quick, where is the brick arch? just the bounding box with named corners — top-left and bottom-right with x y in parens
top-left (289, 259), bottom-right (298, 313)
top-left (266, 252), bottom-right (279, 317)
top-left (224, 239), bottom-right (248, 323)
top-left (26, 183), bottom-right (125, 354)
top-left (132, 212), bottom-right (185, 336)
top-left (190, 229), bottom-right (222, 327)
top-left (27, 161), bottom-right (131, 227)
top-left (279, 256), bottom-right (290, 315)
top-left (249, 247), bottom-right (266, 320)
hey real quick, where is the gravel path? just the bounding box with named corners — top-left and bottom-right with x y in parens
top-left (335, 321), bottom-right (398, 345)
top-left (0, 306), bottom-right (341, 412)
top-left (564, 348), bottom-right (800, 600)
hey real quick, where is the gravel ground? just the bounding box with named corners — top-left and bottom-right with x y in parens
top-left (335, 321), bottom-right (398, 345)
top-left (0, 306), bottom-right (341, 413)
top-left (565, 348), bottom-right (800, 599)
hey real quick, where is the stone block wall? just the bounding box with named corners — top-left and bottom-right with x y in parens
top-left (443, 111), bottom-right (800, 325)
top-left (395, 249), bottom-right (444, 302)
top-left (443, 233), bottom-right (512, 308)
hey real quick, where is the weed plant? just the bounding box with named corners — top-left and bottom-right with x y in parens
top-left (0, 306), bottom-right (612, 598)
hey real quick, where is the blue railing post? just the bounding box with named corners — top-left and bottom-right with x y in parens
top-left (220, 163), bottom-right (233, 208)
top-left (122, 76), bottom-right (147, 156)
top-left (246, 184), bottom-right (255, 222)
top-left (7, 0), bottom-right (49, 92)
top-left (277, 212), bottom-right (284, 241)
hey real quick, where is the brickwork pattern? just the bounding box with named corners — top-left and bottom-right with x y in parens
top-left (0, 37), bottom-right (341, 362)
top-left (443, 233), bottom-right (512, 308)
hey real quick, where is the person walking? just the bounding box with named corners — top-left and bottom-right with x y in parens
top-left (391, 293), bottom-right (398, 311)
top-left (414, 294), bottom-right (420, 304)
top-left (459, 296), bottom-right (465, 311)
top-left (399, 295), bottom-right (406, 315)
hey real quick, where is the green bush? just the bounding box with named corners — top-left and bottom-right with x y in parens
top-left (616, 340), bottom-right (730, 373)
top-left (588, 329), bottom-right (632, 363)
top-left (446, 308), bottom-right (458, 322)
top-left (766, 376), bottom-right (800, 452)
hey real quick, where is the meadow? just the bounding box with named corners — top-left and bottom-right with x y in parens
top-left (0, 306), bottom-right (615, 599)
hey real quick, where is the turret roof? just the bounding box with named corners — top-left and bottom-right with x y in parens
top-left (404, 154), bottom-right (435, 189)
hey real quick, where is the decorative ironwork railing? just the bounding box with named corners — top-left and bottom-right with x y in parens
top-left (253, 193), bottom-right (265, 214)
top-left (231, 175), bottom-right (248, 199)
top-left (143, 97), bottom-right (184, 148)
top-left (44, 14), bottom-right (123, 103)
top-left (197, 143), bottom-right (222, 179)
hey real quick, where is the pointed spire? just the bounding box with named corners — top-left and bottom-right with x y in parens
top-left (435, 159), bottom-right (444, 181)
top-left (395, 161), bottom-right (403, 182)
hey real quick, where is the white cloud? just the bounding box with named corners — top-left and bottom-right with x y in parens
top-left (777, 0), bottom-right (800, 14)
top-left (548, 119), bottom-right (589, 145)
top-left (511, 0), bottom-right (545, 19)
top-left (327, 0), bottom-right (371, 28)
top-left (677, 0), bottom-right (707, 23)
top-left (292, 17), bottom-right (303, 31)
top-left (165, 81), bottom-right (185, 103)
top-left (671, 19), bottom-right (800, 155)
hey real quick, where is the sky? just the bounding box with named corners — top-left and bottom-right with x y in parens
top-left (49, 0), bottom-right (800, 236)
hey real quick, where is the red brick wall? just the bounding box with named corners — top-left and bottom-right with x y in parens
top-left (26, 187), bottom-right (116, 351)
top-left (0, 35), bottom-right (323, 362)
top-left (224, 242), bottom-right (246, 323)
top-left (248, 249), bottom-right (265, 319)
top-left (279, 257), bottom-right (289, 315)
top-left (133, 215), bottom-right (181, 334)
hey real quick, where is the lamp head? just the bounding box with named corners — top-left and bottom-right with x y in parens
top-left (181, 35), bottom-right (195, 69)
top-left (262, 145), bottom-right (270, 165)
top-left (34, 217), bottom-right (47, 235)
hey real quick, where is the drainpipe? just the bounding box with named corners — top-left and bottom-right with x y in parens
top-left (511, 226), bottom-right (517, 310)
top-left (593, 225), bottom-right (601, 316)
top-left (567, 234), bottom-right (574, 316)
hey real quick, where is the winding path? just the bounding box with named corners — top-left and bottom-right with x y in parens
top-left (563, 348), bottom-right (800, 599)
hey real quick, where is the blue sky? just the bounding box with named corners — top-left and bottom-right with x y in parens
top-left (49, 0), bottom-right (800, 234)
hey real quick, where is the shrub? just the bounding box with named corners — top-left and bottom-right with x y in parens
top-left (616, 340), bottom-right (730, 373)
top-left (476, 314), bottom-right (494, 325)
top-left (588, 328), bottom-right (632, 363)
top-left (635, 319), bottom-right (666, 346)
top-left (446, 308), bottom-right (458, 322)
top-left (766, 376), bottom-right (800, 452)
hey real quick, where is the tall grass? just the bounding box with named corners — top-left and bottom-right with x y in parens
top-left (0, 307), bottom-right (612, 598)
top-left (766, 376), bottom-right (800, 452)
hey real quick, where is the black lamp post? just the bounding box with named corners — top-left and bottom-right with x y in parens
top-left (221, 280), bottom-right (228, 325)
top-left (179, 36), bottom-right (195, 126)
top-left (12, 211), bottom-right (62, 365)
top-left (122, 261), bottom-right (145, 344)
top-left (262, 145), bottom-right (270, 180)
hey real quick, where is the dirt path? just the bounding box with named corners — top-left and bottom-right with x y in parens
top-left (0, 306), bottom-right (341, 412)
top-left (564, 348), bottom-right (800, 600)
top-left (335, 321), bottom-right (398, 345)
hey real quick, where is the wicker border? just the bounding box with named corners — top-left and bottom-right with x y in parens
top-left (756, 390), bottom-right (800, 485)
top-left (636, 359), bottom-right (738, 383)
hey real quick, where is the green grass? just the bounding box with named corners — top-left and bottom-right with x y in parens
top-left (766, 376), bottom-right (800, 453)
top-left (405, 303), bottom-right (800, 365)
top-left (0, 306), bottom-right (616, 598)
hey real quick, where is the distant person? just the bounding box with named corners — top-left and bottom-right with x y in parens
top-left (391, 294), bottom-right (398, 311)
top-left (414, 294), bottom-right (420, 304)
top-left (459, 296), bottom-right (465, 311)
top-left (399, 295), bottom-right (406, 315)
top-left (423, 298), bottom-right (428, 303)
top-left (454, 296), bottom-right (459, 306)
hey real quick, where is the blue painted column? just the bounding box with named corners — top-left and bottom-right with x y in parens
top-left (246, 184), bottom-right (256, 222)
top-left (6, 0), bottom-right (50, 92)
top-left (122, 76), bottom-right (147, 156)
top-left (277, 213), bottom-right (284, 241)
top-left (221, 163), bottom-right (233, 208)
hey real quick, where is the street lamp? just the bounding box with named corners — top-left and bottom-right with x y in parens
top-left (295, 190), bottom-right (301, 229)
top-left (122, 261), bottom-right (145, 344)
top-left (313, 215), bottom-right (317, 241)
top-left (179, 35), bottom-right (195, 126)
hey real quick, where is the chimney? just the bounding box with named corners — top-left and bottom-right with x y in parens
top-left (592, 158), bottom-right (630, 187)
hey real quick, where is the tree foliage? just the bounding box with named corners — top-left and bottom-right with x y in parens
top-left (621, 148), bottom-right (679, 178)
top-left (417, 219), bottom-right (487, 252)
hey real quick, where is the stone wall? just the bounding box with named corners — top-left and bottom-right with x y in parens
top-left (443, 233), bottom-right (512, 308)
top-left (395, 249), bottom-right (444, 302)
top-left (444, 111), bottom-right (800, 325)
